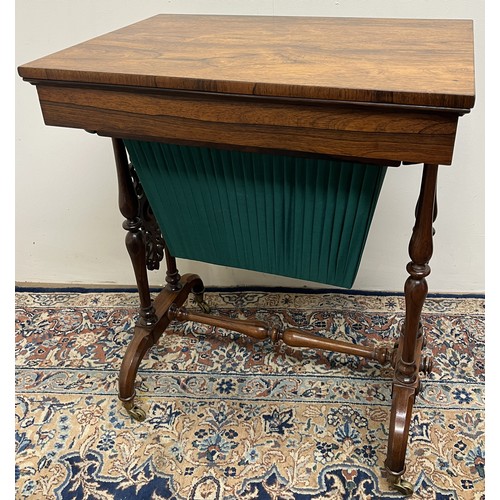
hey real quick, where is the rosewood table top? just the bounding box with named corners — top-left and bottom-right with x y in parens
top-left (18, 15), bottom-right (475, 165)
top-left (19, 15), bottom-right (475, 108)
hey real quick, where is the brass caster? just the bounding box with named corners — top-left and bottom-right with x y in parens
top-left (124, 403), bottom-right (147, 422)
top-left (391, 477), bottom-right (414, 496)
top-left (197, 300), bottom-right (211, 314)
top-left (420, 356), bottom-right (434, 376)
top-left (193, 291), bottom-right (211, 314)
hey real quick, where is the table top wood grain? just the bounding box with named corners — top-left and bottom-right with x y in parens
top-left (18, 14), bottom-right (475, 110)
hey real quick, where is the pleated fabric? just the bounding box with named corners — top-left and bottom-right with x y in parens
top-left (123, 140), bottom-right (387, 289)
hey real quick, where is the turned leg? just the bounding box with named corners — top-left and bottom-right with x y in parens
top-left (113, 137), bottom-right (160, 420)
top-left (164, 228), bottom-right (210, 312)
top-left (113, 138), bottom-right (157, 325)
top-left (113, 138), bottom-right (211, 420)
top-left (165, 247), bottom-right (181, 291)
top-left (385, 163), bottom-right (438, 495)
top-left (164, 244), bottom-right (211, 313)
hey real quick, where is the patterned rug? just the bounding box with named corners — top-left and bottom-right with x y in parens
top-left (15, 289), bottom-right (485, 499)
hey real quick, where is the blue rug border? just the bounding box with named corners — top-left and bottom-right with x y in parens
top-left (14, 285), bottom-right (485, 299)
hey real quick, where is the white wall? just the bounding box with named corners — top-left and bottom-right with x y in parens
top-left (15, 0), bottom-right (485, 293)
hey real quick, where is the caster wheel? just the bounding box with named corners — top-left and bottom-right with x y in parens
top-left (193, 293), bottom-right (211, 314)
top-left (391, 477), bottom-right (414, 496)
top-left (125, 404), bottom-right (147, 422)
top-left (420, 356), bottom-right (434, 376)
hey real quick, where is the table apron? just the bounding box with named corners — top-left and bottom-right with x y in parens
top-left (36, 84), bottom-right (459, 165)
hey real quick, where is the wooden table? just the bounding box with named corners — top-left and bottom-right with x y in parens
top-left (18, 14), bottom-right (475, 495)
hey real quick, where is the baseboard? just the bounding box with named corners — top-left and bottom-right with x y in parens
top-left (14, 282), bottom-right (485, 299)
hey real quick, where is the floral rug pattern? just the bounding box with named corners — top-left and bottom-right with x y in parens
top-left (15, 290), bottom-right (485, 499)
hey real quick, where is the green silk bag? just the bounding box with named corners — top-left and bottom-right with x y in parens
top-left (124, 140), bottom-right (386, 289)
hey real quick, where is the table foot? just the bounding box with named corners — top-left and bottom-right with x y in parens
top-left (192, 286), bottom-right (211, 313)
top-left (118, 325), bottom-right (154, 416)
top-left (122, 397), bottom-right (147, 422)
top-left (384, 381), bottom-right (417, 494)
top-left (118, 273), bottom-right (207, 420)
top-left (387, 473), bottom-right (414, 496)
top-left (383, 163), bottom-right (438, 489)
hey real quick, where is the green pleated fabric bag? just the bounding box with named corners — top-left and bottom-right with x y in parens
top-left (123, 140), bottom-right (387, 289)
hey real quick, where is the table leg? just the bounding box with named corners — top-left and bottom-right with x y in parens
top-left (385, 163), bottom-right (438, 495)
top-left (112, 138), bottom-right (157, 324)
top-left (165, 247), bottom-right (181, 291)
top-left (117, 274), bottom-right (207, 421)
top-left (113, 138), bottom-right (211, 420)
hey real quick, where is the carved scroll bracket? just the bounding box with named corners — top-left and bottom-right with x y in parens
top-left (127, 163), bottom-right (166, 272)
